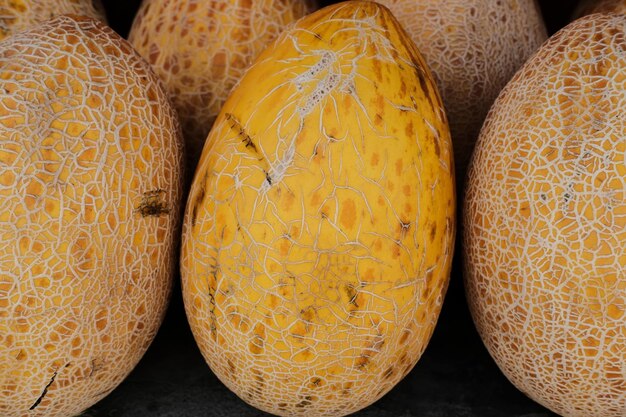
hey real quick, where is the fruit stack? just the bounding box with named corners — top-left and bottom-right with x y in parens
top-left (1, 1), bottom-right (623, 417)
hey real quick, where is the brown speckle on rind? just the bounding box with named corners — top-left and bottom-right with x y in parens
top-left (227, 359), bottom-right (236, 378)
top-left (226, 112), bottom-right (260, 155)
top-left (399, 329), bottom-right (411, 345)
top-left (207, 283), bottom-right (217, 336)
top-left (414, 66), bottom-right (434, 108)
top-left (429, 222), bottom-right (437, 241)
top-left (190, 184), bottom-right (204, 228)
top-left (295, 396), bottom-right (313, 408)
top-left (252, 368), bottom-right (265, 392)
top-left (431, 128), bottom-right (443, 155)
top-left (355, 343), bottom-right (378, 370)
top-left (136, 189), bottom-right (170, 217)
top-left (342, 283), bottom-right (359, 308)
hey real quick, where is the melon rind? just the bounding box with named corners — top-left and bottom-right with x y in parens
top-left (181, 2), bottom-right (455, 416)
top-left (0, 15), bottom-right (183, 417)
top-left (465, 13), bottom-right (626, 417)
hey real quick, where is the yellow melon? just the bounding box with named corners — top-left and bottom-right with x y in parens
top-left (375, 0), bottom-right (547, 181)
top-left (0, 15), bottom-right (183, 417)
top-left (464, 13), bottom-right (626, 417)
top-left (0, 0), bottom-right (106, 41)
top-left (574, 0), bottom-right (626, 18)
top-left (128, 0), bottom-right (316, 169)
top-left (180, 2), bottom-right (455, 416)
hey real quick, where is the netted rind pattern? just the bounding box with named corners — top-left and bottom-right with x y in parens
top-left (0, 16), bottom-right (183, 417)
top-left (376, 0), bottom-right (547, 182)
top-left (181, 2), bottom-right (455, 416)
top-left (464, 13), bottom-right (626, 417)
top-left (0, 0), bottom-right (106, 41)
top-left (128, 0), bottom-right (316, 170)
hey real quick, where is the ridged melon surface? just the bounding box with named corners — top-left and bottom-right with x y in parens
top-left (375, 0), bottom-right (547, 181)
top-left (0, 0), bottom-right (106, 40)
top-left (180, 2), bottom-right (455, 416)
top-left (129, 0), bottom-right (316, 169)
top-left (465, 13), bottom-right (626, 417)
top-left (0, 16), bottom-right (183, 417)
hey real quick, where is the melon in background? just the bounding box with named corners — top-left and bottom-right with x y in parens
top-left (375, 0), bottom-right (547, 181)
top-left (180, 1), bottom-right (455, 416)
top-left (464, 13), bottom-right (626, 417)
top-left (573, 0), bottom-right (626, 18)
top-left (0, 15), bottom-right (183, 417)
top-left (0, 0), bottom-right (107, 40)
top-left (128, 0), bottom-right (316, 170)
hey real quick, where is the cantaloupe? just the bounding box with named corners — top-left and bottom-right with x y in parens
top-left (574, 0), bottom-right (626, 18)
top-left (0, 0), bottom-right (106, 40)
top-left (464, 13), bottom-right (626, 417)
top-left (374, 0), bottom-right (547, 180)
top-left (128, 0), bottom-right (316, 169)
top-left (0, 15), bottom-right (183, 417)
top-left (180, 1), bottom-right (455, 416)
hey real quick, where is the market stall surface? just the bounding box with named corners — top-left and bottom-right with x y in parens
top-left (84, 281), bottom-right (557, 417)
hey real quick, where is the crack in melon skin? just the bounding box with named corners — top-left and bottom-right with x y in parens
top-left (181, 2), bottom-right (455, 416)
top-left (375, 0), bottom-right (547, 182)
top-left (128, 0), bottom-right (317, 171)
top-left (0, 16), bottom-right (184, 417)
top-left (574, 0), bottom-right (626, 19)
top-left (464, 14), bottom-right (626, 417)
top-left (0, 0), bottom-right (107, 41)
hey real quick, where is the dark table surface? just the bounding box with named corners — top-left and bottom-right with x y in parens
top-left (82, 275), bottom-right (558, 417)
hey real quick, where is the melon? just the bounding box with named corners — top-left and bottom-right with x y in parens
top-left (180, 1), bottom-right (455, 416)
top-left (464, 13), bottom-right (626, 417)
top-left (128, 0), bottom-right (316, 169)
top-left (375, 0), bottom-right (547, 181)
top-left (0, 15), bottom-right (183, 417)
top-left (574, 0), bottom-right (626, 18)
top-left (0, 0), bottom-right (106, 41)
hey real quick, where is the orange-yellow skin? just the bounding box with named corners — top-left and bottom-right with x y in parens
top-left (128, 0), bottom-right (316, 170)
top-left (0, 16), bottom-right (183, 417)
top-left (181, 2), bottom-right (455, 416)
top-left (0, 0), bottom-right (106, 41)
top-left (465, 13), bottom-right (626, 417)
top-left (574, 0), bottom-right (626, 18)
top-left (375, 0), bottom-right (547, 182)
